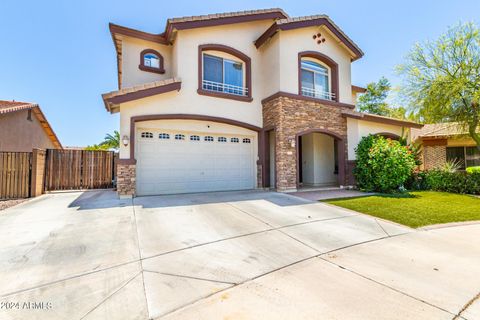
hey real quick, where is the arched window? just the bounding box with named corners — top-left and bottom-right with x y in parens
top-left (198, 44), bottom-right (252, 102)
top-left (298, 52), bottom-right (339, 102)
top-left (139, 49), bottom-right (165, 74)
top-left (300, 59), bottom-right (330, 99)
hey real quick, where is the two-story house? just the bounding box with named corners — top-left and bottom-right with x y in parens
top-left (102, 8), bottom-right (422, 197)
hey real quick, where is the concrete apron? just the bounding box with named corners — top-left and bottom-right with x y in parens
top-left (0, 190), bottom-right (478, 320)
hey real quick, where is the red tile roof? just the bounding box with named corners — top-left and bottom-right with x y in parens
top-left (0, 100), bottom-right (37, 114)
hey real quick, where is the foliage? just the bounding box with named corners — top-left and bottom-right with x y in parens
top-left (326, 191), bottom-right (480, 228)
top-left (405, 171), bottom-right (429, 191)
top-left (424, 170), bottom-right (480, 194)
top-left (441, 159), bottom-right (463, 173)
top-left (84, 144), bottom-right (110, 151)
top-left (100, 131), bottom-right (120, 150)
top-left (398, 128), bottom-right (422, 166)
top-left (86, 131), bottom-right (120, 151)
top-left (354, 135), bottom-right (417, 192)
top-left (357, 77), bottom-right (391, 116)
top-left (357, 77), bottom-right (409, 120)
top-left (466, 166), bottom-right (480, 174)
top-left (398, 22), bottom-right (480, 147)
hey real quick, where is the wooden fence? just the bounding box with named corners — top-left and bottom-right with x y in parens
top-left (44, 149), bottom-right (116, 191)
top-left (0, 152), bottom-right (32, 199)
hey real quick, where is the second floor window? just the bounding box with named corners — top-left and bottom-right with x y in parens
top-left (203, 54), bottom-right (246, 96)
top-left (300, 59), bottom-right (333, 100)
top-left (144, 53), bottom-right (160, 68)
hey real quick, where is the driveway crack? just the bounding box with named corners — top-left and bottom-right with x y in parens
top-left (79, 271), bottom-right (142, 320)
top-left (453, 291), bottom-right (480, 320)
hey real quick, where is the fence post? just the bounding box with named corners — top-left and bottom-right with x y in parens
top-left (30, 148), bottom-right (46, 197)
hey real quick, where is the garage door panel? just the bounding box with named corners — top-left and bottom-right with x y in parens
top-left (136, 130), bottom-right (255, 195)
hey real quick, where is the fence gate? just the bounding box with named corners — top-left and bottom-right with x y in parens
top-left (45, 149), bottom-right (116, 191)
top-left (0, 152), bottom-right (32, 199)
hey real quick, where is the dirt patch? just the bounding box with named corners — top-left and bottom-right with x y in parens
top-left (0, 199), bottom-right (28, 211)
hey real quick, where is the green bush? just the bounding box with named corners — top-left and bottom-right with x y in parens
top-left (354, 135), bottom-right (417, 193)
top-left (425, 170), bottom-right (480, 194)
top-left (405, 171), bottom-right (429, 190)
top-left (466, 166), bottom-right (480, 174)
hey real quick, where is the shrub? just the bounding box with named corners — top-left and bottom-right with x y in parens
top-left (354, 135), bottom-right (417, 193)
top-left (405, 171), bottom-right (429, 190)
top-left (424, 170), bottom-right (480, 194)
top-left (466, 166), bottom-right (480, 174)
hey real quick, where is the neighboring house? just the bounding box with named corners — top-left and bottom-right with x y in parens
top-left (102, 8), bottom-right (422, 197)
top-left (413, 123), bottom-right (480, 170)
top-left (0, 100), bottom-right (62, 152)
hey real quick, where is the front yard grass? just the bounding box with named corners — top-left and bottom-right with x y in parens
top-left (325, 191), bottom-right (480, 228)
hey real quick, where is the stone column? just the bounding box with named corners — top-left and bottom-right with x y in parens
top-left (117, 160), bottom-right (136, 198)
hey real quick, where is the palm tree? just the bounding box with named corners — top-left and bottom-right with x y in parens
top-left (100, 131), bottom-right (120, 150)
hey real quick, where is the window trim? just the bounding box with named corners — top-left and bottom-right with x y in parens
top-left (298, 51), bottom-right (339, 103)
top-left (139, 49), bottom-right (165, 74)
top-left (198, 44), bottom-right (252, 102)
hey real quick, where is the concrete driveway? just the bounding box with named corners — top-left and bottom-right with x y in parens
top-left (0, 190), bottom-right (479, 320)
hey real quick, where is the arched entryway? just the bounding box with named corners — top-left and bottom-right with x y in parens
top-left (296, 129), bottom-right (346, 188)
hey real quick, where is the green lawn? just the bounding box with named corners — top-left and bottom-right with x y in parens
top-left (325, 191), bottom-right (480, 228)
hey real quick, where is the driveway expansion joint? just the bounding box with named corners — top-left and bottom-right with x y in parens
top-left (319, 256), bottom-right (457, 317)
top-left (143, 269), bottom-right (236, 285)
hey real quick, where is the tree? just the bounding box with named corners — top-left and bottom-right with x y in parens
top-left (85, 131), bottom-right (120, 151)
top-left (357, 77), bottom-right (392, 116)
top-left (356, 77), bottom-right (410, 119)
top-left (398, 22), bottom-right (480, 149)
top-left (354, 135), bottom-right (416, 192)
top-left (100, 131), bottom-right (120, 150)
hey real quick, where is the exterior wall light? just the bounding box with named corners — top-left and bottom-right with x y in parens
top-left (122, 135), bottom-right (129, 147)
top-left (290, 139), bottom-right (296, 148)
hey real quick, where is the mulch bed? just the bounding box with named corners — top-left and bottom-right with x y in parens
top-left (0, 199), bottom-right (28, 211)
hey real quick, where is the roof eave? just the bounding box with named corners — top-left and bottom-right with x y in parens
top-left (102, 80), bottom-right (182, 114)
top-left (255, 18), bottom-right (364, 61)
top-left (342, 111), bottom-right (424, 129)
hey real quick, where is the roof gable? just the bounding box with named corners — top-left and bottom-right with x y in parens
top-left (255, 15), bottom-right (363, 61)
top-left (0, 100), bottom-right (62, 149)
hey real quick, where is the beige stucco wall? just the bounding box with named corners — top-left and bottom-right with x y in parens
top-left (0, 110), bottom-right (56, 152)
top-left (117, 19), bottom-right (360, 159)
top-left (119, 21), bottom-right (276, 159)
top-left (277, 26), bottom-right (353, 104)
top-left (121, 36), bottom-right (173, 88)
top-left (347, 118), bottom-right (409, 160)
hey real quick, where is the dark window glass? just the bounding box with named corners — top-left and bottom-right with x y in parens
top-left (224, 60), bottom-right (243, 94)
top-left (466, 147), bottom-right (480, 168)
top-left (301, 69), bottom-right (315, 95)
top-left (333, 140), bottom-right (338, 174)
top-left (203, 54), bottom-right (223, 85)
top-left (446, 147), bottom-right (466, 169)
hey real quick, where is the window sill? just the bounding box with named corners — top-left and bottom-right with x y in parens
top-left (138, 65), bottom-right (165, 74)
top-left (197, 89), bottom-right (253, 102)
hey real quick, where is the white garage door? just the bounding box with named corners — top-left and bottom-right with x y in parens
top-left (136, 130), bottom-right (255, 195)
